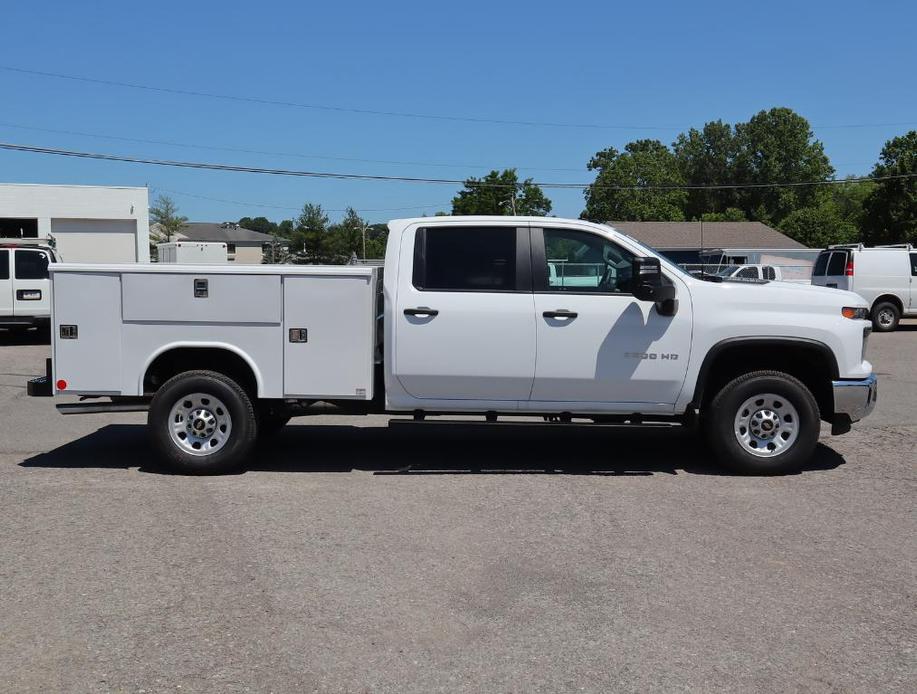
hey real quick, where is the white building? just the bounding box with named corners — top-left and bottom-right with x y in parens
top-left (0, 183), bottom-right (150, 263)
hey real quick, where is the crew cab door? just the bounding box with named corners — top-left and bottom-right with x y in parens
top-left (527, 225), bottom-right (692, 411)
top-left (393, 224), bottom-right (535, 402)
top-left (0, 250), bottom-right (12, 318)
top-left (11, 248), bottom-right (51, 317)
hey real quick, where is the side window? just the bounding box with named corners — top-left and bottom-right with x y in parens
top-left (813, 252), bottom-right (830, 277)
top-left (735, 266), bottom-right (758, 279)
top-left (540, 228), bottom-right (635, 294)
top-left (763, 266), bottom-right (776, 280)
top-left (826, 251), bottom-right (847, 276)
top-left (910, 253), bottom-right (917, 276)
top-left (414, 226), bottom-right (517, 291)
top-left (0, 250), bottom-right (8, 280)
top-left (14, 250), bottom-right (50, 280)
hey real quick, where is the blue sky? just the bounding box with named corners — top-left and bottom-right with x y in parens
top-left (0, 0), bottom-right (914, 223)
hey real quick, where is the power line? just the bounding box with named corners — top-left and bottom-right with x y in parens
top-left (3, 64), bottom-right (915, 131)
top-left (154, 186), bottom-right (448, 213)
top-left (0, 121), bottom-right (584, 172)
top-left (0, 64), bottom-right (679, 131)
top-left (2, 141), bottom-right (915, 191)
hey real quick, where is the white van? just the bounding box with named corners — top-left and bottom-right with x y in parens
top-left (811, 244), bottom-right (916, 331)
top-left (0, 240), bottom-right (57, 332)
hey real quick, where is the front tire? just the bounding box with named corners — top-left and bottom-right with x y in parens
top-left (704, 371), bottom-right (820, 474)
top-left (149, 370), bottom-right (258, 474)
top-left (871, 301), bottom-right (900, 332)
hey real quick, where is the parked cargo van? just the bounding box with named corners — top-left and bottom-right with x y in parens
top-left (0, 239), bottom-right (57, 332)
top-left (811, 244), bottom-right (916, 331)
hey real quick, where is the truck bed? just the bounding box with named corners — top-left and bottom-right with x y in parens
top-left (49, 263), bottom-right (380, 400)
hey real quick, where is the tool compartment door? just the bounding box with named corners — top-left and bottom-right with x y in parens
top-left (283, 274), bottom-right (375, 399)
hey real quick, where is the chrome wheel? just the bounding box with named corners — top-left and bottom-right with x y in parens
top-left (733, 393), bottom-right (799, 458)
top-left (877, 308), bottom-right (895, 328)
top-left (168, 392), bottom-right (233, 456)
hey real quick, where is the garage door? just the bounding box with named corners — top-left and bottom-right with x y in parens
top-left (50, 219), bottom-right (138, 263)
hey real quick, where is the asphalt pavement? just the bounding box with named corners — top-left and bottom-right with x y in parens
top-left (0, 323), bottom-right (914, 692)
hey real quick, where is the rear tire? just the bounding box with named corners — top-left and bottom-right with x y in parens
top-left (703, 370), bottom-right (820, 475)
top-left (149, 370), bottom-right (257, 474)
top-left (871, 301), bottom-right (900, 332)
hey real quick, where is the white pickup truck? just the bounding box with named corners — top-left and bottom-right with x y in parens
top-left (28, 216), bottom-right (877, 475)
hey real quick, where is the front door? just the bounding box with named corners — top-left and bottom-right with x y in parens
top-left (528, 226), bottom-right (692, 410)
top-left (11, 248), bottom-right (51, 318)
top-left (393, 223), bottom-right (535, 402)
top-left (0, 250), bottom-right (12, 319)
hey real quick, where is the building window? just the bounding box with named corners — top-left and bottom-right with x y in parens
top-left (0, 218), bottom-right (38, 238)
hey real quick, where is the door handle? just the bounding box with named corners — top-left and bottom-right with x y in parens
top-left (404, 307), bottom-right (439, 317)
top-left (543, 309), bottom-right (578, 319)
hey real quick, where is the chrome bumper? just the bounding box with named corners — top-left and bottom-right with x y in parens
top-left (833, 373), bottom-right (878, 423)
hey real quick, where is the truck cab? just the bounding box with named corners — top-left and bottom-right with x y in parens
top-left (0, 240), bottom-right (56, 332)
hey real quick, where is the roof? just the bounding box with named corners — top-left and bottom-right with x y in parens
top-left (608, 221), bottom-right (807, 250)
top-left (172, 222), bottom-right (276, 245)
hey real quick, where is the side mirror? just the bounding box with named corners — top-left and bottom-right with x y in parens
top-left (631, 256), bottom-right (678, 315)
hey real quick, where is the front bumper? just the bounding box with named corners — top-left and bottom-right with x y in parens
top-left (831, 373), bottom-right (878, 434)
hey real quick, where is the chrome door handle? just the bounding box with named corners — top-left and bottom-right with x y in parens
top-left (404, 307), bottom-right (439, 317)
top-left (543, 309), bottom-right (578, 319)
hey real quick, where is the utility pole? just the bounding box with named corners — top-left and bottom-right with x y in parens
top-left (362, 222), bottom-right (369, 260)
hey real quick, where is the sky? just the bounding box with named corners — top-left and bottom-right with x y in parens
top-left (0, 0), bottom-right (915, 224)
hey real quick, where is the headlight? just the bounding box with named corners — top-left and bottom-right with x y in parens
top-left (842, 307), bottom-right (869, 320)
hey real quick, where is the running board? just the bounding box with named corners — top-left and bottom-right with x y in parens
top-left (57, 401), bottom-right (151, 415)
top-left (388, 418), bottom-right (681, 429)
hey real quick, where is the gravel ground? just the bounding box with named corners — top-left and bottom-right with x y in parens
top-left (0, 323), bottom-right (914, 693)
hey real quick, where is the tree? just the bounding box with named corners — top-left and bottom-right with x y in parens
top-left (778, 197), bottom-right (858, 248)
top-left (291, 203), bottom-right (333, 263)
top-left (863, 130), bottom-right (917, 244)
top-left (452, 169), bottom-right (552, 216)
top-left (581, 140), bottom-right (686, 222)
top-left (732, 108), bottom-right (834, 224)
top-left (329, 207), bottom-right (368, 260)
top-left (673, 120), bottom-right (740, 219)
top-left (149, 194), bottom-right (188, 243)
top-left (701, 207), bottom-right (747, 222)
top-left (238, 216), bottom-right (278, 235)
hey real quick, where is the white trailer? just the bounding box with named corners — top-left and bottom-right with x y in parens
top-left (157, 241), bottom-right (228, 264)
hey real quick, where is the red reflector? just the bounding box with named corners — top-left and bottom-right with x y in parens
top-left (845, 258), bottom-right (854, 276)
top-left (56, 379), bottom-right (67, 390)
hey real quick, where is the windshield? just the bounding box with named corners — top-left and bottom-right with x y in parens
top-left (716, 265), bottom-right (740, 277)
top-left (607, 227), bottom-right (695, 280)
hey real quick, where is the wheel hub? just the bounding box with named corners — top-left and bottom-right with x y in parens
top-left (733, 393), bottom-right (800, 458)
top-left (168, 393), bottom-right (233, 456)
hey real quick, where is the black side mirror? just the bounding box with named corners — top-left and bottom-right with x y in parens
top-left (631, 256), bottom-right (678, 315)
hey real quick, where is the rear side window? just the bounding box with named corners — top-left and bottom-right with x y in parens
top-left (826, 251), bottom-right (847, 276)
top-left (813, 252), bottom-right (830, 276)
top-left (911, 253), bottom-right (917, 276)
top-left (14, 249), bottom-right (50, 280)
top-left (0, 250), bottom-right (8, 280)
top-left (414, 227), bottom-right (517, 291)
top-left (735, 266), bottom-right (758, 279)
top-left (763, 266), bottom-right (776, 280)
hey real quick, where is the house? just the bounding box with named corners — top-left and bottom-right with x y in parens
top-left (162, 222), bottom-right (281, 264)
top-left (608, 220), bottom-right (808, 266)
top-left (0, 183), bottom-right (150, 262)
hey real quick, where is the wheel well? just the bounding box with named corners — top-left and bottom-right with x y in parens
top-left (871, 294), bottom-right (903, 314)
top-left (695, 341), bottom-right (835, 419)
top-left (143, 348), bottom-right (258, 397)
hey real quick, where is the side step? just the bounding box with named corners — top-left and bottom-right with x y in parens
top-left (57, 401), bottom-right (151, 415)
top-left (388, 418), bottom-right (680, 429)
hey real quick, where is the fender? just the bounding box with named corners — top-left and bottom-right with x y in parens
top-left (690, 336), bottom-right (840, 407)
top-left (138, 341), bottom-right (266, 397)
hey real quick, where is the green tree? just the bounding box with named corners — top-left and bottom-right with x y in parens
top-left (452, 169), bottom-right (552, 216)
top-left (292, 203), bottom-right (332, 263)
top-left (732, 108), bottom-right (834, 224)
top-left (673, 120), bottom-right (740, 219)
top-left (581, 140), bottom-right (687, 222)
top-left (149, 194), bottom-right (188, 243)
top-left (778, 195), bottom-right (859, 248)
top-left (700, 207), bottom-right (747, 222)
top-left (238, 216), bottom-right (278, 235)
top-left (329, 207), bottom-right (368, 260)
top-left (863, 130), bottom-right (917, 244)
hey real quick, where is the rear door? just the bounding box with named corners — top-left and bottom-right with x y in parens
top-left (0, 250), bottom-right (12, 318)
top-left (12, 248), bottom-right (51, 317)
top-left (824, 250), bottom-right (850, 290)
top-left (910, 252), bottom-right (917, 310)
top-left (393, 223), bottom-right (536, 402)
